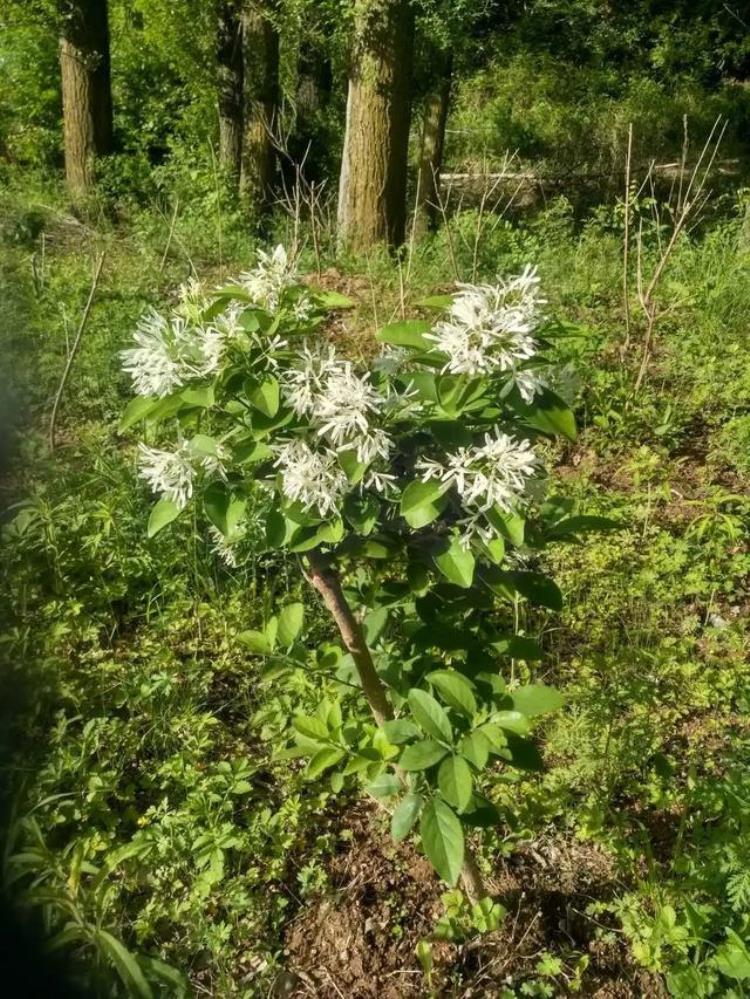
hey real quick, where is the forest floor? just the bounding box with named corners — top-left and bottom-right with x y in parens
top-left (1, 175), bottom-right (750, 997)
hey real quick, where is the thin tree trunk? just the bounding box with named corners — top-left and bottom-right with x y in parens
top-left (217, 0), bottom-right (244, 183)
top-left (306, 550), bottom-right (393, 726)
top-left (240, 1), bottom-right (279, 210)
top-left (337, 0), bottom-right (415, 251)
top-left (415, 51), bottom-right (452, 236)
top-left (59, 0), bottom-right (113, 198)
top-left (305, 549), bottom-right (487, 901)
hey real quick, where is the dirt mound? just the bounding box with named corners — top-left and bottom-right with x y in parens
top-left (280, 807), bottom-right (664, 997)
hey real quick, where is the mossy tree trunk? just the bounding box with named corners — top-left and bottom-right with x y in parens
top-left (59, 0), bottom-right (113, 199)
top-left (415, 50), bottom-right (452, 235)
top-left (217, 0), bottom-right (244, 184)
top-left (240, 1), bottom-right (280, 211)
top-left (337, 0), bottom-right (415, 251)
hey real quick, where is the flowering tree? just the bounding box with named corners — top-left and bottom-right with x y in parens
top-left (121, 245), bottom-right (597, 903)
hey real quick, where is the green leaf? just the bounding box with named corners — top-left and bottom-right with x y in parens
top-left (147, 499), bottom-right (180, 538)
top-left (436, 375), bottom-right (486, 416)
top-left (434, 536), bottom-right (475, 589)
top-left (203, 481), bottom-right (231, 534)
top-left (96, 930), bottom-right (153, 999)
top-left (244, 376), bottom-right (280, 417)
top-left (512, 684), bottom-right (564, 718)
top-left (265, 616), bottom-right (278, 649)
top-left (391, 794), bottom-right (423, 841)
top-left (363, 606), bottom-right (388, 645)
top-left (403, 370), bottom-right (438, 402)
top-left (277, 602), bottom-right (304, 647)
top-left (407, 562), bottom-right (431, 595)
top-left (312, 289), bottom-right (356, 309)
top-left (344, 492), bottom-right (380, 535)
top-left (293, 715), bottom-right (330, 742)
top-left (250, 408), bottom-right (294, 436)
top-left (180, 384), bottom-right (215, 408)
top-left (399, 740), bottom-right (449, 771)
top-left (427, 670), bottom-right (477, 718)
top-left (485, 506), bottom-right (525, 546)
top-left (338, 448), bottom-right (367, 484)
top-left (545, 515), bottom-right (620, 540)
top-left (715, 929), bottom-right (750, 980)
top-left (266, 509), bottom-right (295, 548)
top-left (484, 568), bottom-right (563, 610)
top-left (408, 689), bottom-right (453, 743)
top-left (479, 723), bottom-right (508, 753)
top-left (438, 755), bottom-right (473, 812)
top-left (483, 536), bottom-right (506, 564)
top-left (420, 798), bottom-right (464, 885)
top-left (416, 294), bottom-right (454, 310)
top-left (306, 747), bottom-right (345, 779)
top-left (367, 772), bottom-right (401, 798)
top-left (491, 635), bottom-right (543, 660)
top-left (400, 479), bottom-right (450, 529)
top-left (238, 630), bottom-right (272, 655)
top-left (382, 718), bottom-right (420, 744)
top-left (120, 395), bottom-right (157, 431)
top-left (493, 710), bottom-right (531, 736)
top-left (376, 318), bottom-right (432, 349)
top-left (460, 731), bottom-right (490, 770)
top-left (511, 386), bottom-right (577, 441)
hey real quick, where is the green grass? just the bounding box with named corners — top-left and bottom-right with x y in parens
top-left (2, 175), bottom-right (750, 996)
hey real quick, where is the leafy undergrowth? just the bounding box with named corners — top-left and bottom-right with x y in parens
top-left (1, 183), bottom-right (750, 996)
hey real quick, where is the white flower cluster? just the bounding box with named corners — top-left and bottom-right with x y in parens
top-left (281, 342), bottom-right (393, 466)
top-left (426, 266), bottom-right (546, 396)
top-left (417, 428), bottom-right (538, 519)
top-left (137, 441), bottom-right (227, 510)
top-left (121, 310), bottom-right (225, 399)
top-left (122, 246), bottom-right (308, 401)
top-left (209, 524), bottom-right (246, 568)
top-left (273, 439), bottom-right (348, 518)
top-left (237, 244), bottom-right (310, 315)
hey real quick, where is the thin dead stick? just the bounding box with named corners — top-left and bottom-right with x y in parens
top-left (49, 252), bottom-right (105, 451)
top-left (158, 198), bottom-right (180, 274)
top-left (634, 116), bottom-right (726, 392)
top-left (621, 124), bottom-right (633, 356)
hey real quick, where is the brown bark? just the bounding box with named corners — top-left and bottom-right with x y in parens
top-left (415, 51), bottom-right (452, 235)
top-left (217, 0), bottom-right (244, 182)
top-left (240, 1), bottom-right (279, 209)
top-left (337, 0), bottom-right (415, 251)
top-left (59, 0), bottom-right (113, 198)
top-left (306, 550), bottom-right (393, 726)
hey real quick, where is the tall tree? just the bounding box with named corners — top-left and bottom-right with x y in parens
top-left (216, 0), bottom-right (244, 182)
top-left (337, 0), bottom-right (415, 251)
top-left (240, 1), bottom-right (280, 209)
top-left (415, 48), bottom-right (452, 234)
top-left (59, 0), bottom-right (113, 197)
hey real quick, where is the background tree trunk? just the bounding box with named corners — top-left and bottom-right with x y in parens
top-left (217, 0), bottom-right (244, 183)
top-left (337, 0), bottom-right (415, 251)
top-left (59, 0), bottom-right (113, 198)
top-left (240, 1), bottom-right (279, 211)
top-left (415, 51), bottom-right (452, 235)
